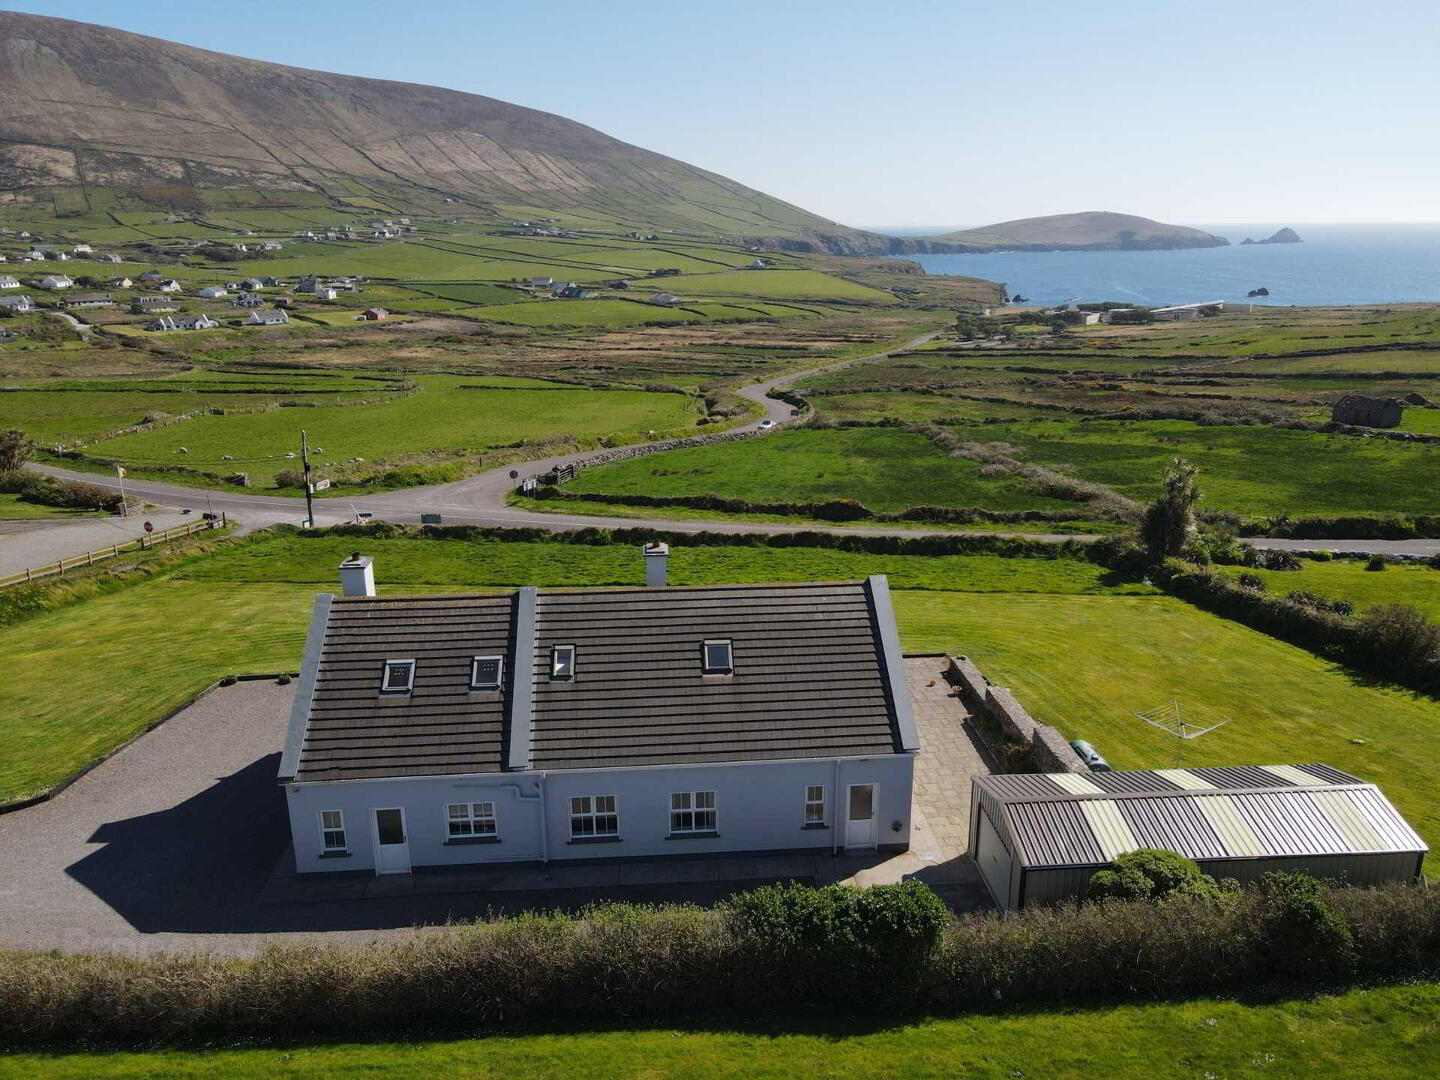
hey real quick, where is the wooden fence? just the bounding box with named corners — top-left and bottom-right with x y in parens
top-left (0, 517), bottom-right (222, 590)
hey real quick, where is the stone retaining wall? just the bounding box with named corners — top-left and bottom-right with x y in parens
top-left (540, 425), bottom-right (766, 479)
top-left (948, 655), bottom-right (1087, 773)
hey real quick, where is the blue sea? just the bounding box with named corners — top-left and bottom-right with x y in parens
top-left (877, 224), bottom-right (1440, 308)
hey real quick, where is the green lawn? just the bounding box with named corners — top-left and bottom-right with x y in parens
top-left (1216, 559), bottom-right (1440, 620)
top-left (563, 427), bottom-right (1079, 513)
top-left (81, 377), bottom-right (702, 487)
top-left (1001, 419), bottom-right (1440, 516)
top-left (4, 982), bottom-right (1436, 1079)
top-left (897, 590), bottom-right (1440, 845)
top-left (1400, 408), bottom-right (1440, 435)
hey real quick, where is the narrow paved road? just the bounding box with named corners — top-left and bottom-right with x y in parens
top-left (25, 329), bottom-right (1440, 556)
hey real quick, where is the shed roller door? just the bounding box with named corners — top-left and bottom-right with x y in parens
top-left (976, 809), bottom-right (1013, 910)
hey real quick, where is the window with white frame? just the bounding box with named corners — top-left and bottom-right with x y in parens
top-left (446, 801), bottom-right (497, 838)
top-left (569, 794), bottom-right (618, 838)
top-left (702, 639), bottom-right (733, 674)
top-left (470, 655), bottom-right (504, 690)
top-left (804, 785), bottom-right (827, 826)
top-left (670, 791), bottom-right (717, 834)
top-left (319, 809), bottom-right (347, 852)
top-left (551, 643), bottom-right (576, 680)
top-left (380, 658), bottom-right (415, 693)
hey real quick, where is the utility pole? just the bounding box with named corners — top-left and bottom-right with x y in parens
top-left (301, 429), bottom-right (315, 529)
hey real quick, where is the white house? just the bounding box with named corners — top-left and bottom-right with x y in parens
top-left (149, 314), bottom-right (220, 331)
top-left (197, 286), bottom-right (228, 299)
top-left (35, 274), bottom-right (73, 290)
top-left (526, 276), bottom-right (554, 288)
top-left (747, 258), bottom-right (769, 269)
top-left (0, 294), bottom-right (34, 313)
top-left (0, 276), bottom-right (19, 289)
top-left (313, 286), bottom-right (339, 300)
top-left (157, 279), bottom-right (183, 293)
top-left (279, 551), bottom-right (919, 876)
top-left (71, 244), bottom-right (93, 254)
top-left (247, 309), bottom-right (290, 325)
top-left (109, 276), bottom-right (134, 289)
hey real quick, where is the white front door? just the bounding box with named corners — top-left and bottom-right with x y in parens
top-left (845, 783), bottom-right (877, 849)
top-left (372, 807), bottom-right (411, 874)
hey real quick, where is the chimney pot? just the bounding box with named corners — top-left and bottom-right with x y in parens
top-left (643, 541), bottom-right (669, 587)
top-left (338, 554), bottom-right (376, 597)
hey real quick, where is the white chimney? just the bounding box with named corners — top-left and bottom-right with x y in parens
top-left (339, 552), bottom-right (376, 597)
top-left (643, 541), bottom-right (669, 587)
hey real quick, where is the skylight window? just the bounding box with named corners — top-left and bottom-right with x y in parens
top-left (702, 639), bottom-right (733, 675)
top-left (471, 655), bottom-right (504, 690)
top-left (380, 658), bottom-right (416, 693)
top-left (551, 644), bottom-right (576, 680)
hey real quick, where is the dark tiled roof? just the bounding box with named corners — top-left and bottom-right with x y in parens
top-left (529, 582), bottom-right (902, 769)
top-left (293, 594), bottom-right (513, 781)
top-left (282, 579), bottom-right (913, 783)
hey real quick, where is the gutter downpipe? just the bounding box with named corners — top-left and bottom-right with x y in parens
top-left (832, 757), bottom-right (842, 856)
top-left (538, 772), bottom-right (549, 864)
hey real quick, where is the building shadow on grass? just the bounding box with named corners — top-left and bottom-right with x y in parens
top-left (66, 754), bottom-right (827, 935)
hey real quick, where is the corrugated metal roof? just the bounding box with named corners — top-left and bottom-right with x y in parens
top-left (976, 766), bottom-right (1425, 868)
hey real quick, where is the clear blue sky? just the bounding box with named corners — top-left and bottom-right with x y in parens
top-left (6, 0), bottom-right (1438, 227)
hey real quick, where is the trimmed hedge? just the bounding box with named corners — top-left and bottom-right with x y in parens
top-left (1, 880), bottom-right (1436, 1045)
top-left (1240, 514), bottom-right (1440, 540)
top-left (0, 470), bottom-right (126, 513)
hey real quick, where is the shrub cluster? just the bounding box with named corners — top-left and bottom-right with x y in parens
top-left (0, 470), bottom-right (126, 513)
top-left (1, 879), bottom-right (1435, 1046)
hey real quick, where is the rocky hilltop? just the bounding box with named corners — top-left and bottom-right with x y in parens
top-left (0, 12), bottom-right (893, 255)
top-left (904, 211), bottom-right (1230, 253)
top-left (1241, 228), bottom-right (1303, 245)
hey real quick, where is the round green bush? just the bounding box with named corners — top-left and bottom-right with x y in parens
top-left (1086, 849), bottom-right (1224, 904)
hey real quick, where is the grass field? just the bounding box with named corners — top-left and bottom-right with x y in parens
top-left (458, 299), bottom-right (710, 327)
top-left (809, 392), bottom-right (1064, 424)
top-left (4, 982), bottom-right (1436, 1079)
top-left (628, 269), bottom-right (897, 303)
top-left (0, 493), bottom-right (102, 519)
top-left (1001, 419), bottom-right (1440, 516)
top-left (81, 377), bottom-right (702, 487)
top-left (1215, 559), bottom-right (1440, 619)
top-left (563, 427), bottom-right (1079, 512)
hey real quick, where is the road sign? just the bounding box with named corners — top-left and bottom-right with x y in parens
top-left (309, 478), bottom-right (331, 493)
top-left (143, 520), bottom-right (154, 534)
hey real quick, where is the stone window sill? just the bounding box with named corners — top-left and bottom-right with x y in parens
top-left (444, 835), bottom-right (501, 846)
top-left (318, 850), bottom-right (352, 859)
top-left (666, 831), bottom-right (720, 840)
top-left (567, 835), bottom-right (622, 845)
top-left (801, 822), bottom-right (829, 831)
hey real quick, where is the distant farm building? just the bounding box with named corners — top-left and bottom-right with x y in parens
top-left (59, 293), bottom-right (114, 309)
top-left (359, 307), bottom-right (389, 321)
top-left (131, 296), bottom-right (178, 314)
top-left (1150, 300), bottom-right (1252, 321)
top-left (971, 765), bottom-right (1426, 911)
top-left (1331, 394), bottom-right (1403, 428)
top-left (649, 293), bottom-right (682, 307)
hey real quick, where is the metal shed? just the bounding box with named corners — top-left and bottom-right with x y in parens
top-left (969, 764), bottom-right (1427, 911)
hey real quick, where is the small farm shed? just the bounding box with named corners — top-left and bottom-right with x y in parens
top-left (970, 764), bottom-right (1426, 911)
top-left (1331, 394), bottom-right (1403, 428)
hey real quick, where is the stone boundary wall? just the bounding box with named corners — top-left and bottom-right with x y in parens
top-left (541, 425), bottom-right (766, 477)
top-left (947, 654), bottom-right (1088, 773)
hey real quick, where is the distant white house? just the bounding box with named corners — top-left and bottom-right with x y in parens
top-left (747, 258), bottom-right (768, 269)
top-left (157, 279), bottom-right (183, 293)
top-left (527, 276), bottom-right (554, 288)
top-left (35, 274), bottom-right (73, 290)
top-left (197, 286), bottom-right (228, 299)
top-left (233, 293), bottom-right (266, 307)
top-left (93, 253), bottom-right (123, 264)
top-left (247, 309), bottom-right (290, 326)
top-left (72, 244), bottom-right (93, 254)
top-left (261, 241), bottom-right (284, 251)
top-left (313, 286), bottom-right (339, 300)
top-left (649, 293), bottom-right (682, 306)
top-left (0, 294), bottom-right (34, 312)
top-left (0, 276), bottom-right (20, 289)
top-left (149, 314), bottom-right (220, 331)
